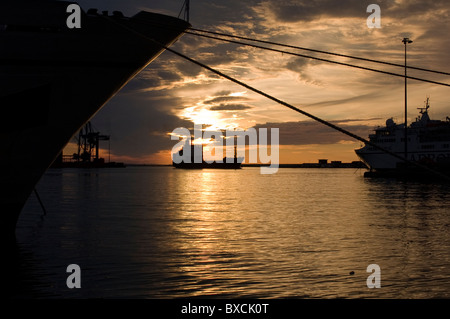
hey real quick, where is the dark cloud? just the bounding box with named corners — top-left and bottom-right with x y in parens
top-left (257, 0), bottom-right (450, 23)
top-left (157, 69), bottom-right (183, 82)
top-left (74, 0), bottom-right (186, 18)
top-left (387, 0), bottom-right (450, 19)
top-left (285, 57), bottom-right (316, 72)
top-left (174, 60), bottom-right (203, 77)
top-left (253, 119), bottom-right (374, 145)
top-left (204, 95), bottom-right (251, 104)
top-left (214, 90), bottom-right (234, 96)
top-left (260, 0), bottom-right (375, 23)
top-left (187, 0), bottom-right (263, 28)
top-left (197, 43), bottom-right (246, 66)
top-left (209, 103), bottom-right (252, 111)
top-left (89, 92), bottom-right (194, 159)
top-left (284, 56), bottom-right (323, 83)
top-left (304, 92), bottom-right (383, 108)
top-left (203, 90), bottom-right (254, 111)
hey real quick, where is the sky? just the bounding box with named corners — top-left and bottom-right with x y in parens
top-left (67, 0), bottom-right (450, 164)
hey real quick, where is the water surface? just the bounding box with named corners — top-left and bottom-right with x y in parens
top-left (13, 167), bottom-right (450, 298)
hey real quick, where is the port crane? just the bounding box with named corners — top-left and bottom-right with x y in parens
top-left (73, 121), bottom-right (110, 163)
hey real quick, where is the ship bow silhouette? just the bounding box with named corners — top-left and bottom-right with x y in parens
top-left (0, 1), bottom-right (190, 238)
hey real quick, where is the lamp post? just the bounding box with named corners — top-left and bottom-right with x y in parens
top-left (402, 37), bottom-right (413, 164)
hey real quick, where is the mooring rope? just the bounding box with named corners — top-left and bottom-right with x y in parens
top-left (188, 27), bottom-right (450, 76)
top-left (185, 30), bottom-right (450, 88)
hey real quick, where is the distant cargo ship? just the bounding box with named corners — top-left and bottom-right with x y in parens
top-left (355, 98), bottom-right (450, 175)
top-left (1, 1), bottom-right (190, 237)
top-left (172, 144), bottom-right (243, 169)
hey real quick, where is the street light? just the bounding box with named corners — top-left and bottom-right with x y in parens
top-left (402, 37), bottom-right (413, 164)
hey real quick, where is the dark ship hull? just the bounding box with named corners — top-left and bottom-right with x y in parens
top-left (1, 1), bottom-right (190, 239)
top-left (172, 143), bottom-right (243, 169)
top-left (173, 159), bottom-right (243, 169)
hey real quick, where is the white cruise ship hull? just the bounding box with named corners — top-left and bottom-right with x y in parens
top-left (1, 2), bottom-right (190, 238)
top-left (355, 148), bottom-right (450, 170)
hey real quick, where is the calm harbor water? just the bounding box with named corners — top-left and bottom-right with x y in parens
top-left (12, 166), bottom-right (450, 298)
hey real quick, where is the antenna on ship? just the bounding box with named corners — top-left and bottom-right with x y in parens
top-left (402, 37), bottom-right (413, 164)
top-left (420, 96), bottom-right (430, 113)
top-left (178, 0), bottom-right (190, 23)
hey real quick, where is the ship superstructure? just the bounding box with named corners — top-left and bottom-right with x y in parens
top-left (355, 98), bottom-right (450, 172)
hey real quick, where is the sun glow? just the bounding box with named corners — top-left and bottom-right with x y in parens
top-left (181, 106), bottom-right (219, 127)
top-left (179, 91), bottom-right (256, 132)
top-left (229, 91), bottom-right (247, 97)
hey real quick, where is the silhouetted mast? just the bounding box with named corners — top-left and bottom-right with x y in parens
top-left (185, 0), bottom-right (190, 23)
top-left (178, 0), bottom-right (190, 23)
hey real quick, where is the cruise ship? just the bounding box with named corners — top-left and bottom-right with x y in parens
top-left (355, 98), bottom-right (450, 175)
top-left (1, 1), bottom-right (190, 238)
